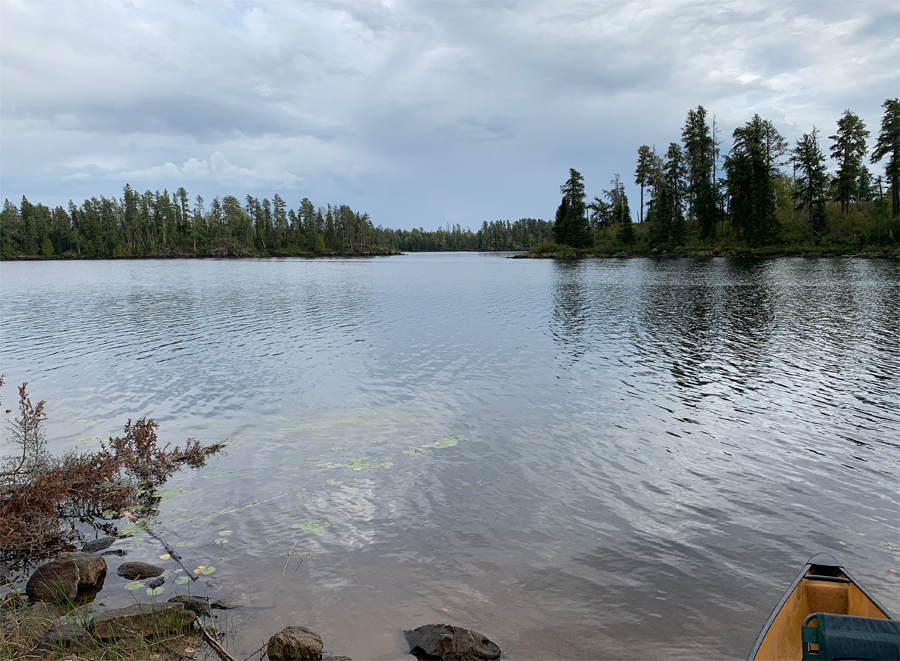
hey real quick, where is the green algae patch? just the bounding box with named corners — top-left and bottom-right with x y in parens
top-left (347, 457), bottom-right (393, 470)
top-left (291, 519), bottom-right (332, 534)
top-left (422, 435), bottom-right (471, 449)
top-left (326, 479), bottom-right (343, 486)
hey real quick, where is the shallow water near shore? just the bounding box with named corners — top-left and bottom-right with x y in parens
top-left (1, 253), bottom-right (898, 659)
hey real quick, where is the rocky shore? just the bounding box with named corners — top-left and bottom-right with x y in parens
top-left (2, 542), bottom-right (503, 661)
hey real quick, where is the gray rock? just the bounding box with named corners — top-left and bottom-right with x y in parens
top-left (91, 602), bottom-right (194, 640)
top-left (26, 560), bottom-right (80, 603)
top-left (146, 576), bottom-right (165, 589)
top-left (211, 594), bottom-right (243, 609)
top-left (44, 621), bottom-right (86, 649)
top-left (56, 552), bottom-right (107, 590)
top-left (101, 549), bottom-right (127, 556)
top-left (267, 625), bottom-right (324, 660)
top-left (405, 624), bottom-right (501, 661)
top-left (0, 562), bottom-right (10, 584)
top-left (81, 537), bottom-right (115, 553)
top-left (168, 595), bottom-right (211, 617)
top-left (116, 561), bottom-right (163, 580)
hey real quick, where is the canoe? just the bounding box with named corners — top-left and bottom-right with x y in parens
top-left (748, 553), bottom-right (898, 660)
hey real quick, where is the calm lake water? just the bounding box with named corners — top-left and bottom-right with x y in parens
top-left (1, 253), bottom-right (898, 659)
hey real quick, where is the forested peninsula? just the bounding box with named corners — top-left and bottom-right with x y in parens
top-left (1, 99), bottom-right (897, 260)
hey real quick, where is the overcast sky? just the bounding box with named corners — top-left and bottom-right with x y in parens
top-left (1, 1), bottom-right (897, 230)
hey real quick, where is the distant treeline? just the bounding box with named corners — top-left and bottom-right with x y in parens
top-left (542, 98), bottom-right (898, 256)
top-left (0, 190), bottom-right (552, 258)
top-left (2, 98), bottom-right (897, 259)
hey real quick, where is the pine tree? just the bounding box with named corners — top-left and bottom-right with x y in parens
top-left (871, 98), bottom-right (899, 217)
top-left (829, 109), bottom-right (870, 214)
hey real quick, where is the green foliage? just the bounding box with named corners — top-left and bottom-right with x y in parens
top-left (871, 98), bottom-right (900, 216)
top-left (725, 114), bottom-right (787, 246)
top-left (553, 169), bottom-right (591, 248)
top-left (830, 109), bottom-right (870, 214)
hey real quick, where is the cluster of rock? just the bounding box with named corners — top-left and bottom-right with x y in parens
top-left (13, 541), bottom-right (502, 661)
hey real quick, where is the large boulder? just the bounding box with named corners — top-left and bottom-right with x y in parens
top-left (91, 602), bottom-right (194, 640)
top-left (116, 561), bottom-right (163, 580)
top-left (56, 552), bottom-right (107, 590)
top-left (405, 624), bottom-right (502, 661)
top-left (266, 625), bottom-right (323, 660)
top-left (26, 560), bottom-right (80, 603)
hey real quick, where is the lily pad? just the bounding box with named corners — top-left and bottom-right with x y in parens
top-left (146, 586), bottom-right (164, 596)
top-left (159, 554), bottom-right (170, 560)
top-left (214, 538), bottom-right (228, 545)
top-left (118, 521), bottom-right (145, 536)
top-left (193, 566), bottom-right (216, 575)
top-left (175, 576), bottom-right (192, 585)
top-left (291, 519), bottom-right (332, 534)
top-left (175, 541), bottom-right (193, 547)
top-left (326, 479), bottom-right (342, 486)
top-left (124, 581), bottom-right (144, 591)
top-left (218, 530), bottom-right (232, 536)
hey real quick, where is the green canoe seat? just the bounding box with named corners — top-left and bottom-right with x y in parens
top-left (801, 612), bottom-right (900, 660)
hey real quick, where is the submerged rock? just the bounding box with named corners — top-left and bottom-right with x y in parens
top-left (116, 561), bottom-right (163, 580)
top-left (81, 537), bottom-right (115, 553)
top-left (91, 602), bottom-right (194, 639)
top-left (26, 560), bottom-right (80, 603)
top-left (101, 549), bottom-right (127, 556)
top-left (56, 552), bottom-right (107, 590)
top-left (146, 575), bottom-right (165, 589)
top-left (405, 624), bottom-right (501, 661)
top-left (211, 594), bottom-right (243, 609)
top-left (168, 595), bottom-right (211, 617)
top-left (266, 625), bottom-right (323, 660)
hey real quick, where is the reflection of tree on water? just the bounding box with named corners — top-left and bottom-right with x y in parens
top-left (636, 258), bottom-right (776, 403)
top-left (551, 261), bottom-right (589, 364)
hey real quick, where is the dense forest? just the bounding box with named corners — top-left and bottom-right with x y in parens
top-left (0, 190), bottom-right (552, 258)
top-left (542, 98), bottom-right (898, 256)
top-left (1, 98), bottom-right (897, 259)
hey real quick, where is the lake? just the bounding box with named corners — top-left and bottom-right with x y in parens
top-left (1, 253), bottom-right (898, 659)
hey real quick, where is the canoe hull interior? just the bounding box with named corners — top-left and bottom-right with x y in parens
top-left (749, 554), bottom-right (895, 661)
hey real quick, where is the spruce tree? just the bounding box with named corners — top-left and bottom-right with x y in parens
top-left (791, 127), bottom-right (828, 242)
top-left (871, 98), bottom-right (899, 216)
top-left (725, 114), bottom-right (787, 246)
top-left (556, 168), bottom-right (590, 247)
top-left (682, 106), bottom-right (717, 240)
top-left (634, 145), bottom-right (654, 224)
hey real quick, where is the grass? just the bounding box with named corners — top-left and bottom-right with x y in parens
top-left (0, 591), bottom-right (217, 660)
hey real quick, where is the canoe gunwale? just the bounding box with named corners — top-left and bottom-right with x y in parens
top-left (745, 554), bottom-right (896, 661)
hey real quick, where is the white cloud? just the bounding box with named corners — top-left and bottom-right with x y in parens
top-left (1, 0), bottom-right (897, 225)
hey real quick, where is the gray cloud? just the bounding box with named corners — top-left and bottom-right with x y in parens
top-left (1, 0), bottom-right (897, 228)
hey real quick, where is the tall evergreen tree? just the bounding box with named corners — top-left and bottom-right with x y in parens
top-left (682, 106), bottom-right (717, 239)
top-left (725, 114), bottom-right (787, 246)
top-left (871, 98), bottom-right (899, 217)
top-left (634, 145), bottom-right (654, 224)
top-left (555, 168), bottom-right (590, 247)
top-left (829, 109), bottom-right (870, 214)
top-left (791, 127), bottom-right (828, 242)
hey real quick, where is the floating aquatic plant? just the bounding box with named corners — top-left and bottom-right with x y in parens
top-left (326, 479), bottom-right (342, 485)
top-left (146, 586), bottom-right (164, 596)
top-left (291, 519), bottom-right (331, 534)
top-left (175, 575), bottom-right (192, 585)
top-left (347, 457), bottom-right (392, 470)
top-left (124, 581), bottom-right (144, 591)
